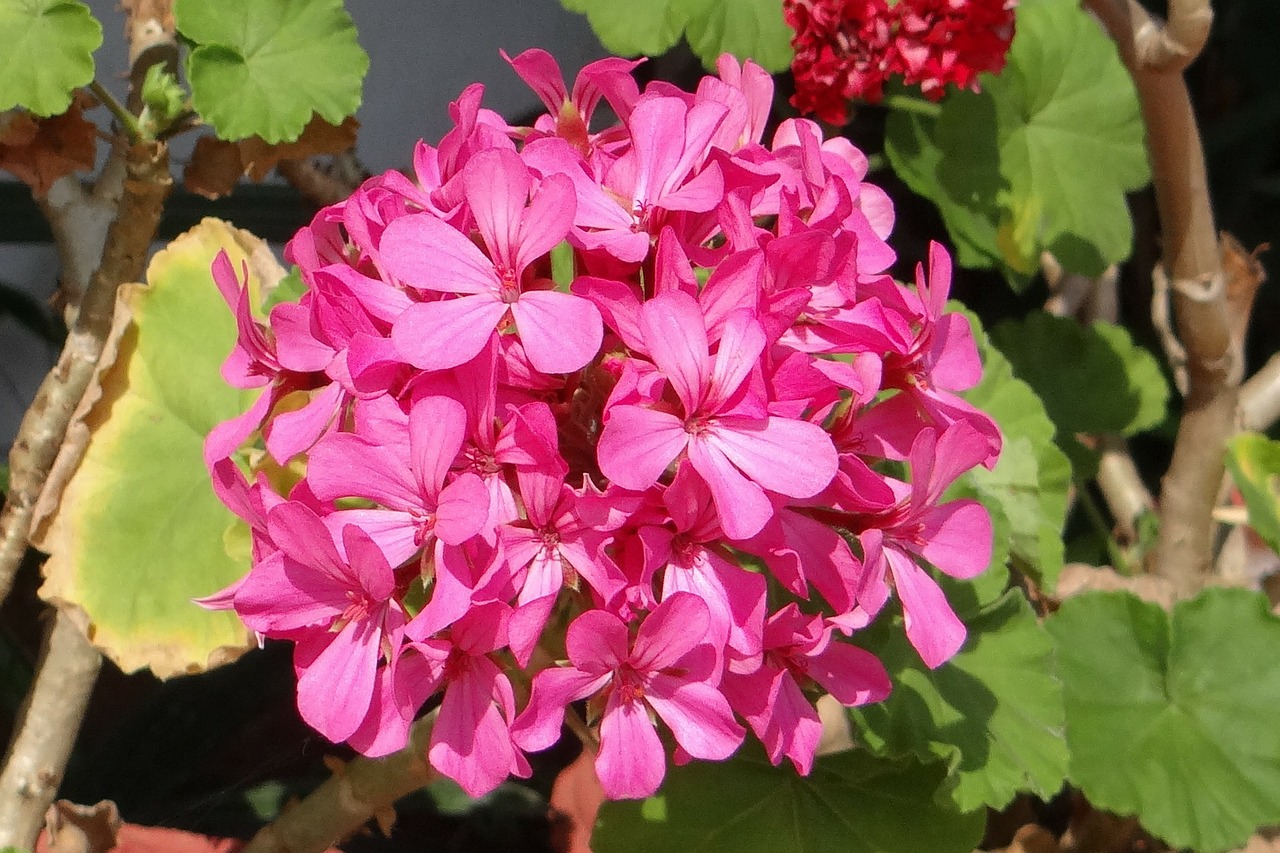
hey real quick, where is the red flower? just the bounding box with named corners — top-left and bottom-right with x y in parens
top-left (784, 0), bottom-right (1016, 122)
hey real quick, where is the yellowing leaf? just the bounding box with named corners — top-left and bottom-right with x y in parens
top-left (33, 218), bottom-right (283, 677)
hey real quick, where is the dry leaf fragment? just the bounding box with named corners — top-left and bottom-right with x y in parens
top-left (182, 116), bottom-right (360, 200)
top-left (0, 93), bottom-right (99, 197)
top-left (184, 135), bottom-right (245, 199)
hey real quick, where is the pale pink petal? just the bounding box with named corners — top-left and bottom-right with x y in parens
top-left (509, 289), bottom-right (602, 374)
top-left (391, 296), bottom-right (506, 371)
top-left (430, 660), bottom-right (516, 797)
top-left (307, 434), bottom-right (419, 509)
top-left (929, 313), bottom-right (982, 391)
top-left (705, 309), bottom-right (765, 411)
top-left (597, 405), bottom-right (688, 491)
top-left (409, 395), bottom-right (468, 497)
top-left (264, 382), bottom-right (342, 463)
top-left (565, 609), bottom-right (631, 671)
top-left (515, 173), bottom-right (576, 273)
top-left (644, 676), bottom-right (744, 760)
top-left (596, 693), bottom-right (666, 800)
top-left (435, 472), bottom-right (490, 545)
top-left (464, 149), bottom-right (532, 271)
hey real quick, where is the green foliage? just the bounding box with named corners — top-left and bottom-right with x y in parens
top-left (34, 220), bottom-right (265, 676)
top-left (560, 0), bottom-right (791, 72)
top-left (175, 0), bottom-right (368, 143)
top-left (139, 64), bottom-right (187, 134)
top-left (850, 588), bottom-right (1068, 812)
top-left (1048, 589), bottom-right (1280, 852)
top-left (594, 746), bottom-right (984, 853)
top-left (0, 0), bottom-right (102, 115)
top-left (885, 0), bottom-right (1149, 287)
top-left (957, 308), bottom-right (1071, 590)
top-left (991, 312), bottom-right (1169, 436)
top-left (1225, 432), bottom-right (1280, 555)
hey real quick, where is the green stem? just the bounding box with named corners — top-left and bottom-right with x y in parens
top-left (1075, 476), bottom-right (1134, 575)
top-left (88, 81), bottom-right (143, 143)
top-left (882, 93), bottom-right (943, 119)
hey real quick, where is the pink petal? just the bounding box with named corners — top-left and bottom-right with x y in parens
top-left (640, 291), bottom-right (709, 415)
top-left (464, 149), bottom-right (533, 271)
top-left (887, 547), bottom-right (966, 669)
top-left (917, 499), bottom-right (992, 580)
top-left (597, 405), bottom-right (688, 491)
top-left (596, 693), bottom-right (666, 800)
top-left (381, 212), bottom-right (498, 295)
top-left (307, 434), bottom-right (419, 509)
top-left (631, 592), bottom-right (710, 673)
top-left (503, 48), bottom-right (569, 115)
top-left (510, 666), bottom-right (611, 752)
top-left (645, 676), bottom-right (744, 760)
top-left (509, 289), bottom-right (602, 374)
top-left (515, 172), bottom-right (576, 274)
top-left (806, 641), bottom-right (891, 706)
top-left (705, 309), bottom-right (765, 411)
top-left (391, 296), bottom-right (506, 371)
top-left (686, 438), bottom-right (773, 541)
top-left (295, 617), bottom-right (380, 743)
top-left (409, 395), bottom-right (468, 497)
top-left (708, 415), bottom-right (837, 498)
top-left (565, 609), bottom-right (631, 671)
top-left (435, 472), bottom-right (491, 545)
top-left (429, 660), bottom-right (516, 797)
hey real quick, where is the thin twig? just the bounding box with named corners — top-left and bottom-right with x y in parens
top-left (1095, 434), bottom-right (1155, 546)
top-left (240, 712), bottom-right (438, 853)
top-left (0, 610), bottom-right (103, 849)
top-left (276, 158), bottom-right (362, 208)
top-left (1241, 353), bottom-right (1280, 432)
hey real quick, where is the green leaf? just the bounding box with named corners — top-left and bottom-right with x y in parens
top-left (1048, 589), bottom-right (1280, 852)
top-left (851, 590), bottom-right (1068, 812)
top-left (990, 312), bottom-right (1169, 436)
top-left (958, 308), bottom-right (1070, 589)
top-left (594, 746), bottom-right (984, 853)
top-left (175, 0), bottom-right (368, 143)
top-left (1225, 432), bottom-right (1280, 555)
top-left (885, 0), bottom-right (1149, 284)
top-left (0, 0), bottom-right (102, 115)
top-left (559, 0), bottom-right (689, 58)
top-left (680, 0), bottom-right (793, 72)
top-left (559, 0), bottom-right (792, 72)
top-left (31, 219), bottom-right (282, 677)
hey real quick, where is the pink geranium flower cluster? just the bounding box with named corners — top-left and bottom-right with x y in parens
top-left (201, 49), bottom-right (1000, 801)
top-left (785, 0), bottom-right (1017, 124)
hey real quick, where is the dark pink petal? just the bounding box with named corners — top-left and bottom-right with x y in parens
top-left (502, 48), bottom-right (568, 115)
top-left (391, 296), bottom-right (506, 371)
top-left (929, 313), bottom-right (983, 391)
top-left (631, 592), bottom-right (710, 673)
top-left (509, 289), bottom-right (602, 374)
top-left (264, 381), bottom-right (343, 463)
top-left (887, 547), bottom-right (966, 669)
top-left (596, 692), bottom-right (666, 800)
top-left (347, 666), bottom-right (415, 757)
top-left (340, 525), bottom-right (396, 601)
top-left (644, 676), bottom-right (744, 760)
top-left (640, 290), bottom-right (710, 415)
top-left (307, 434), bottom-right (419, 509)
top-left (705, 309), bottom-right (765, 411)
top-left (235, 552), bottom-right (345, 633)
top-left (597, 405), bottom-right (688, 491)
top-left (381, 213), bottom-right (498, 295)
top-left (267, 502), bottom-right (347, 580)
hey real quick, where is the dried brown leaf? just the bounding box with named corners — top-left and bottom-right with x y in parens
top-left (1055, 563), bottom-right (1179, 609)
top-left (237, 115), bottom-right (359, 181)
top-left (549, 749), bottom-right (603, 853)
top-left (184, 135), bottom-right (245, 200)
top-left (0, 94), bottom-right (98, 197)
top-left (39, 800), bottom-right (121, 853)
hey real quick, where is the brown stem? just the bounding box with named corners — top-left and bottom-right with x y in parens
top-left (240, 712), bottom-right (437, 853)
top-left (1096, 435), bottom-right (1155, 546)
top-left (0, 140), bottom-right (172, 610)
top-left (277, 158), bottom-right (361, 208)
top-left (1085, 0), bottom-right (1238, 599)
top-left (0, 610), bottom-right (103, 849)
top-left (1241, 353), bottom-right (1280, 432)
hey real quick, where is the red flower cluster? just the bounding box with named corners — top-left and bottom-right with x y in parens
top-left (785, 0), bottom-right (1017, 123)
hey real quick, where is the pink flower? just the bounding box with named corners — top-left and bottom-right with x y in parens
top-left (383, 148), bottom-right (603, 374)
top-left (597, 291), bottom-right (838, 539)
top-left (512, 593), bottom-right (744, 799)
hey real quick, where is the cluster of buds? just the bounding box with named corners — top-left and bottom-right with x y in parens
top-left (785, 0), bottom-right (1017, 123)
top-left (202, 49), bottom-right (999, 800)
